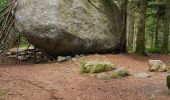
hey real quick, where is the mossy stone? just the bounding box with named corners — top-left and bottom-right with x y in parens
top-left (80, 61), bottom-right (113, 74)
top-left (89, 63), bottom-right (111, 73)
top-left (111, 72), bottom-right (119, 78)
top-left (96, 73), bottom-right (111, 80)
top-left (80, 60), bottom-right (88, 74)
top-left (111, 68), bottom-right (129, 78)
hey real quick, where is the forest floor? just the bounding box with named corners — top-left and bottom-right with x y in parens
top-left (0, 53), bottom-right (170, 100)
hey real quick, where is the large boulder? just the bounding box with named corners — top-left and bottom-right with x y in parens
top-left (15, 0), bottom-right (123, 57)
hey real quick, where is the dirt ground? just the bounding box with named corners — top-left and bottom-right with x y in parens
top-left (0, 53), bottom-right (170, 100)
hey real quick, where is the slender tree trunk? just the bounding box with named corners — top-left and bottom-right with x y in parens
top-left (155, 23), bottom-right (159, 48)
top-left (120, 0), bottom-right (127, 53)
top-left (127, 13), bottom-right (135, 51)
top-left (136, 0), bottom-right (147, 55)
top-left (151, 34), bottom-right (154, 48)
top-left (161, 0), bottom-right (170, 54)
top-left (133, 16), bottom-right (139, 52)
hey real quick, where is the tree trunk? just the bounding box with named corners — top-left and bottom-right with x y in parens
top-left (151, 34), bottom-right (154, 48)
top-left (120, 0), bottom-right (127, 53)
top-left (127, 12), bottom-right (135, 52)
top-left (155, 23), bottom-right (159, 48)
top-left (133, 15), bottom-right (139, 52)
top-left (161, 0), bottom-right (170, 54)
top-left (136, 0), bottom-right (147, 55)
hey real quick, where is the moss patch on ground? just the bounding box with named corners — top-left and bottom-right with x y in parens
top-left (0, 89), bottom-right (7, 100)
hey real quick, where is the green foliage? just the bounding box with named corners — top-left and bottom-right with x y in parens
top-left (126, 0), bottom-right (169, 54)
top-left (0, 0), bottom-right (7, 11)
top-left (20, 37), bottom-right (30, 48)
top-left (146, 48), bottom-right (161, 53)
top-left (101, 0), bottom-right (111, 7)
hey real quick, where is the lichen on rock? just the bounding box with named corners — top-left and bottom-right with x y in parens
top-left (96, 72), bottom-right (111, 80)
top-left (80, 61), bottom-right (114, 74)
top-left (80, 61), bottom-right (130, 80)
top-left (148, 60), bottom-right (167, 72)
top-left (111, 67), bottom-right (129, 78)
top-left (15, 0), bottom-right (123, 57)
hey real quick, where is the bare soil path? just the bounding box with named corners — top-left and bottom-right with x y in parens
top-left (0, 54), bottom-right (170, 100)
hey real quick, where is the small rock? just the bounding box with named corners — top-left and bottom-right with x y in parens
top-left (134, 72), bottom-right (151, 78)
top-left (167, 75), bottom-right (170, 89)
top-left (79, 54), bottom-right (85, 57)
top-left (66, 56), bottom-right (71, 59)
top-left (88, 74), bottom-right (96, 78)
top-left (150, 94), bottom-right (156, 100)
top-left (57, 56), bottom-right (67, 62)
top-left (25, 54), bottom-right (31, 58)
top-left (96, 73), bottom-right (110, 80)
top-left (111, 67), bottom-right (129, 78)
top-left (5, 52), bottom-right (11, 56)
top-left (112, 52), bottom-right (117, 54)
top-left (71, 58), bottom-right (77, 62)
top-left (149, 60), bottom-right (167, 72)
top-left (17, 55), bottom-right (28, 61)
top-left (75, 55), bottom-right (80, 58)
top-left (77, 87), bottom-right (82, 90)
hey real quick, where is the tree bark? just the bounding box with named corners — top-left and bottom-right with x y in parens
top-left (136, 0), bottom-right (147, 55)
top-left (161, 0), bottom-right (170, 54)
top-left (127, 12), bottom-right (135, 51)
top-left (120, 0), bottom-right (127, 53)
top-left (155, 23), bottom-right (159, 48)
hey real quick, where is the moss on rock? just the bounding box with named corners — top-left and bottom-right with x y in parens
top-left (111, 67), bottom-right (129, 78)
top-left (111, 72), bottom-right (119, 78)
top-left (96, 72), bottom-right (111, 80)
top-left (80, 61), bottom-right (113, 74)
top-left (80, 61), bottom-right (130, 80)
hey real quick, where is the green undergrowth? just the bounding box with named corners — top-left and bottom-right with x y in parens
top-left (146, 48), bottom-right (161, 53)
